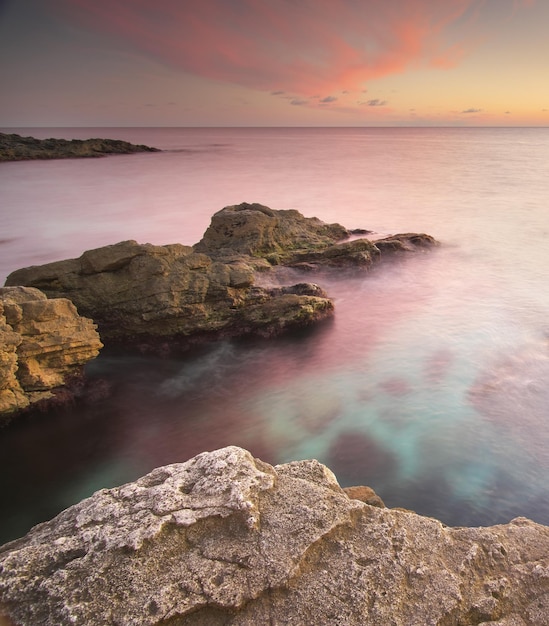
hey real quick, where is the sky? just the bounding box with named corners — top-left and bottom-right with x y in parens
top-left (1, 0), bottom-right (548, 127)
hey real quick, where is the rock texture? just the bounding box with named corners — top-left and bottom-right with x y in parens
top-left (0, 132), bottom-right (160, 161)
top-left (0, 287), bottom-right (102, 419)
top-left (5, 204), bottom-right (436, 351)
top-left (194, 202), bottom-right (350, 258)
top-left (5, 240), bottom-right (333, 350)
top-left (2, 446), bottom-right (549, 626)
top-left (194, 202), bottom-right (436, 269)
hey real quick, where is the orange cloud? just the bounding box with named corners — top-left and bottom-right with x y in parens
top-left (53, 0), bottom-right (534, 99)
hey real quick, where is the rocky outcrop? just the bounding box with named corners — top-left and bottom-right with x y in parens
top-left (0, 287), bottom-right (102, 420)
top-left (5, 240), bottom-right (333, 350)
top-left (194, 202), bottom-right (436, 269)
top-left (2, 446), bottom-right (549, 626)
top-left (5, 204), bottom-right (436, 351)
top-left (0, 133), bottom-right (160, 162)
top-left (194, 202), bottom-right (350, 257)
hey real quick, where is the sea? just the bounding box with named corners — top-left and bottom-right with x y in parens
top-left (1, 126), bottom-right (549, 544)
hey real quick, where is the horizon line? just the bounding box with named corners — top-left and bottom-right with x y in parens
top-left (2, 125), bottom-right (549, 130)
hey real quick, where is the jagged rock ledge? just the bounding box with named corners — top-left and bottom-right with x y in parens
top-left (5, 203), bottom-right (437, 353)
top-left (0, 132), bottom-right (160, 161)
top-left (1, 446), bottom-right (549, 625)
top-left (1, 203), bottom-right (437, 419)
top-left (0, 287), bottom-right (102, 422)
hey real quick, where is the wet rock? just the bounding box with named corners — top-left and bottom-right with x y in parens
top-left (2, 446), bottom-right (549, 625)
top-left (196, 203), bottom-right (437, 269)
top-left (5, 204), bottom-right (437, 352)
top-left (0, 287), bottom-right (102, 420)
top-left (374, 232), bottom-right (438, 253)
top-left (0, 133), bottom-right (160, 161)
top-left (6, 241), bottom-right (333, 350)
top-left (284, 237), bottom-right (381, 268)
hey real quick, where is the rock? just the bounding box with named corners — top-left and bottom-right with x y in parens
top-left (343, 485), bottom-right (386, 508)
top-left (5, 241), bottom-right (333, 350)
top-left (4, 204), bottom-right (437, 351)
top-left (0, 133), bottom-right (160, 161)
top-left (0, 300), bottom-right (25, 416)
top-left (194, 202), bottom-right (349, 257)
top-left (195, 203), bottom-right (437, 269)
top-left (0, 287), bottom-right (102, 420)
top-left (2, 446), bottom-right (549, 625)
top-left (374, 232), bottom-right (438, 253)
top-left (285, 237), bottom-right (381, 268)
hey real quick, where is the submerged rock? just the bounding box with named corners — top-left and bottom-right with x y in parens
top-left (1, 446), bottom-right (549, 625)
top-left (0, 287), bottom-right (102, 420)
top-left (0, 132), bottom-right (160, 161)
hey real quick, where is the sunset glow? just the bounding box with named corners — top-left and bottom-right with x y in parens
top-left (1, 0), bottom-right (548, 126)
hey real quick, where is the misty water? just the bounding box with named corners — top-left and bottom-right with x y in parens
top-left (2, 126), bottom-right (549, 544)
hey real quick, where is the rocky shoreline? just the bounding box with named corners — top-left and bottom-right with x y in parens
top-left (0, 132), bottom-right (160, 161)
top-left (2, 445), bottom-right (549, 625)
top-left (5, 203), bottom-right (436, 349)
top-left (3, 204), bottom-right (549, 623)
top-left (1, 203), bottom-right (436, 421)
top-left (0, 287), bottom-right (102, 420)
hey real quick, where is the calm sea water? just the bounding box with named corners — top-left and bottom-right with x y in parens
top-left (2, 126), bottom-right (549, 543)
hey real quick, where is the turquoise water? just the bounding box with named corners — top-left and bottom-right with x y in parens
top-left (2, 127), bottom-right (549, 542)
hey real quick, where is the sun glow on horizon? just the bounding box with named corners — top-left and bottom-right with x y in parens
top-left (0, 0), bottom-right (548, 126)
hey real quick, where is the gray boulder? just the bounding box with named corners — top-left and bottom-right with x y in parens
top-left (2, 446), bottom-right (549, 625)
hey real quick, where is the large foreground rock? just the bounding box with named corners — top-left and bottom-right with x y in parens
top-left (0, 133), bottom-right (160, 161)
top-left (0, 287), bottom-right (102, 420)
top-left (5, 204), bottom-right (436, 350)
top-left (1, 446), bottom-right (549, 625)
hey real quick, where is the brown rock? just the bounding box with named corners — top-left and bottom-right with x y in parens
top-left (374, 232), bottom-right (438, 253)
top-left (2, 446), bottom-right (549, 625)
top-left (4, 205), bottom-right (437, 352)
top-left (0, 300), bottom-right (26, 415)
top-left (5, 241), bottom-right (332, 350)
top-left (194, 202), bottom-right (349, 257)
top-left (344, 485), bottom-right (386, 508)
top-left (0, 287), bottom-right (102, 420)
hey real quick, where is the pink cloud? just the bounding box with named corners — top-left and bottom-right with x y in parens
top-left (53, 0), bottom-right (534, 99)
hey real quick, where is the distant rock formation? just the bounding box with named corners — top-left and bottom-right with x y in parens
top-left (0, 132), bottom-right (160, 161)
top-left (2, 445), bottom-right (549, 625)
top-left (5, 203), bottom-right (436, 352)
top-left (0, 287), bottom-right (102, 420)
